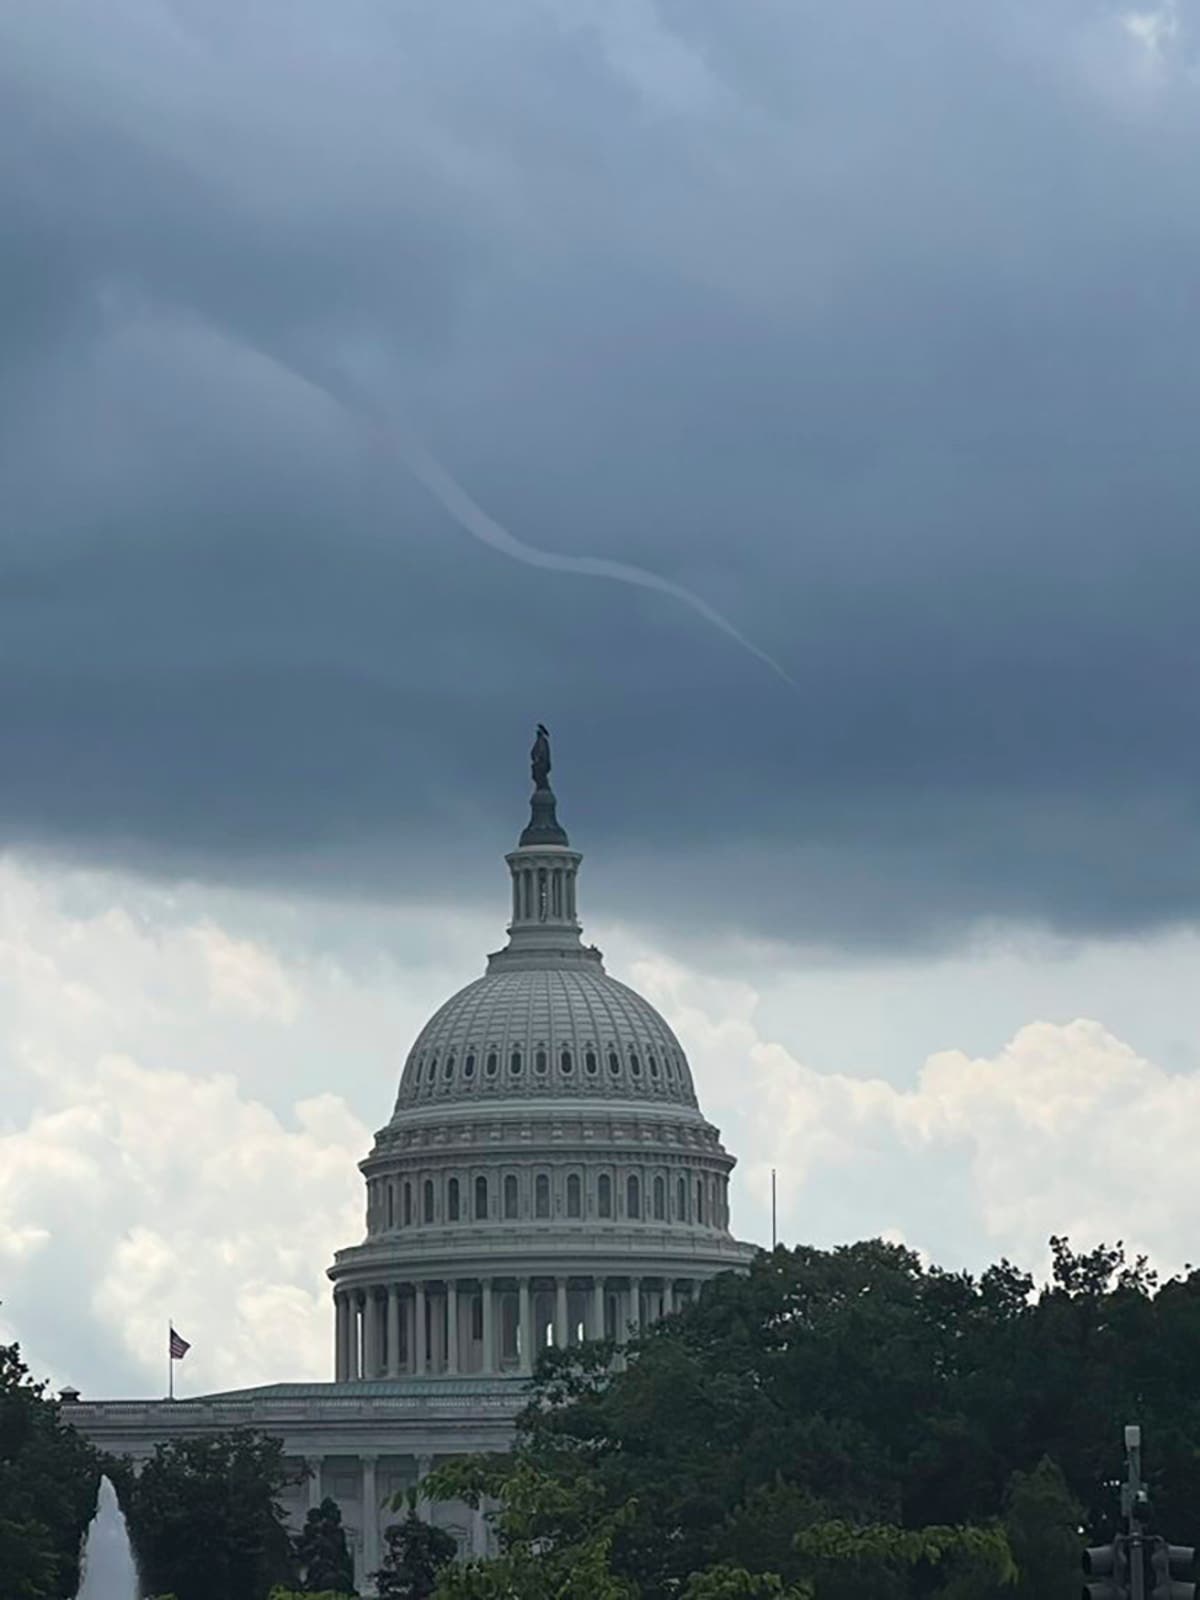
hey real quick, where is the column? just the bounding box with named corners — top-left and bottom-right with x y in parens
top-left (628, 1277), bottom-right (642, 1338)
top-left (361, 1455), bottom-right (380, 1581)
top-left (592, 1277), bottom-right (605, 1341)
top-left (363, 1290), bottom-right (380, 1378)
top-left (306, 1456), bottom-right (323, 1510)
top-left (446, 1279), bottom-right (459, 1375)
top-left (350, 1295), bottom-right (362, 1379)
top-left (405, 1292), bottom-right (416, 1375)
top-left (415, 1453), bottom-right (434, 1516)
top-left (415, 1282), bottom-right (427, 1375)
top-left (555, 1277), bottom-right (569, 1348)
top-left (387, 1285), bottom-right (401, 1378)
top-left (334, 1294), bottom-right (347, 1382)
top-left (518, 1278), bottom-right (533, 1372)
top-left (663, 1279), bottom-right (675, 1317)
top-left (481, 1278), bottom-right (495, 1374)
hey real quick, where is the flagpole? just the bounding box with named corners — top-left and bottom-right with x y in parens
top-left (168, 1320), bottom-right (174, 1402)
top-left (771, 1168), bottom-right (777, 1250)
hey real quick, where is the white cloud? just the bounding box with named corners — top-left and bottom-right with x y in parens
top-left (634, 955), bottom-right (1200, 1281)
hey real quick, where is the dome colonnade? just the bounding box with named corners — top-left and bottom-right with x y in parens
top-left (328, 733), bottom-right (753, 1380)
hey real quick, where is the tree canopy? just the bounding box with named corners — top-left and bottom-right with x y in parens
top-left (423, 1237), bottom-right (1200, 1598)
top-left (0, 1340), bottom-right (101, 1600)
top-left (123, 1430), bottom-right (297, 1600)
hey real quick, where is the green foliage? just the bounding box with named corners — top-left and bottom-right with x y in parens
top-left (125, 1429), bottom-right (297, 1600)
top-left (0, 1340), bottom-right (102, 1599)
top-left (373, 1489), bottom-right (458, 1599)
top-left (294, 1497), bottom-right (356, 1594)
top-left (417, 1236), bottom-right (1200, 1598)
top-left (268, 1590), bottom-right (354, 1600)
top-left (1001, 1457), bottom-right (1083, 1599)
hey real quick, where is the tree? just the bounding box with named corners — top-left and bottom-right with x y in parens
top-left (0, 1339), bottom-right (101, 1599)
top-left (374, 1490), bottom-right (458, 1599)
top-left (125, 1430), bottom-right (297, 1600)
top-left (1001, 1457), bottom-right (1082, 1599)
top-left (294, 1497), bottom-right (356, 1595)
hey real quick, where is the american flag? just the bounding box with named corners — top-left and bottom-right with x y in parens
top-left (169, 1326), bottom-right (191, 1360)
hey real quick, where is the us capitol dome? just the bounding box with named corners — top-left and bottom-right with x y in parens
top-left (66, 728), bottom-right (755, 1587)
top-left (328, 725), bottom-right (754, 1381)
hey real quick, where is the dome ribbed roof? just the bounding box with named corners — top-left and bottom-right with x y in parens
top-left (392, 963), bottom-right (698, 1113)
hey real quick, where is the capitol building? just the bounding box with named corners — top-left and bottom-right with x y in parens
top-left (67, 733), bottom-right (756, 1589)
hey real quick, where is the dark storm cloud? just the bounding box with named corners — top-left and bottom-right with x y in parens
top-left (3, 0), bottom-right (1200, 949)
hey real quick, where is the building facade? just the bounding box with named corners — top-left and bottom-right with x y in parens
top-left (67, 741), bottom-right (755, 1589)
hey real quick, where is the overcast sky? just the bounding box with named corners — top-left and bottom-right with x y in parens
top-left (3, 0), bottom-right (1200, 1398)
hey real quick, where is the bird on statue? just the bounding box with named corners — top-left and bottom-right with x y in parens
top-left (531, 724), bottom-right (551, 791)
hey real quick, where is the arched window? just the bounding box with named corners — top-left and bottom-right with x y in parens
top-left (464, 1052), bottom-right (476, 1079)
top-left (535, 1048), bottom-right (547, 1074)
top-left (653, 1175), bottom-right (665, 1221)
top-left (428, 1057), bottom-right (437, 1085)
top-left (648, 1053), bottom-right (659, 1078)
top-left (696, 1178), bottom-right (706, 1225)
top-left (630, 1052), bottom-right (641, 1078)
top-left (486, 1051), bottom-right (498, 1078)
top-left (608, 1050), bottom-right (620, 1076)
top-left (447, 1177), bottom-right (460, 1222)
top-left (444, 1054), bottom-right (455, 1080)
top-left (423, 1179), bottom-right (435, 1224)
top-left (585, 1049), bottom-right (598, 1075)
top-left (387, 1184), bottom-right (395, 1229)
top-left (567, 1173), bottom-right (582, 1218)
top-left (475, 1176), bottom-right (488, 1221)
top-left (504, 1174), bottom-right (519, 1220)
top-left (404, 1181), bottom-right (413, 1226)
top-left (676, 1177), bottom-right (686, 1222)
top-left (535, 1174), bottom-right (550, 1219)
top-left (510, 1049), bottom-right (522, 1076)
top-left (598, 1174), bottom-right (612, 1219)
top-left (627, 1174), bottom-right (641, 1220)
top-left (560, 1048), bottom-right (573, 1074)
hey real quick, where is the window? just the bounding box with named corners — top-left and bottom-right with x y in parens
top-left (567, 1173), bottom-right (582, 1218)
top-left (608, 1050), bottom-right (620, 1076)
top-left (535, 1173), bottom-right (550, 1219)
top-left (560, 1048), bottom-right (573, 1074)
top-left (666, 1053), bottom-right (677, 1079)
top-left (504, 1174), bottom-right (519, 1220)
top-left (423, 1179), bottom-right (434, 1223)
top-left (537, 868), bottom-right (548, 920)
top-left (585, 1049), bottom-right (598, 1075)
top-left (486, 1051), bottom-right (498, 1078)
top-left (444, 1054), bottom-right (455, 1080)
top-left (448, 1177), bottom-right (460, 1222)
top-left (387, 1185), bottom-right (395, 1229)
top-left (676, 1177), bottom-right (686, 1222)
top-left (510, 1049), bottom-right (522, 1076)
top-left (653, 1175), bottom-right (665, 1221)
top-left (404, 1181), bottom-right (413, 1226)
top-left (696, 1179), bottom-right (706, 1225)
top-left (598, 1174), bottom-right (612, 1219)
top-left (648, 1054), bottom-right (659, 1079)
top-left (630, 1052), bottom-right (641, 1077)
top-left (535, 1048), bottom-right (547, 1074)
top-left (428, 1057), bottom-right (437, 1084)
top-left (475, 1176), bottom-right (488, 1221)
top-left (627, 1175), bottom-right (641, 1219)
